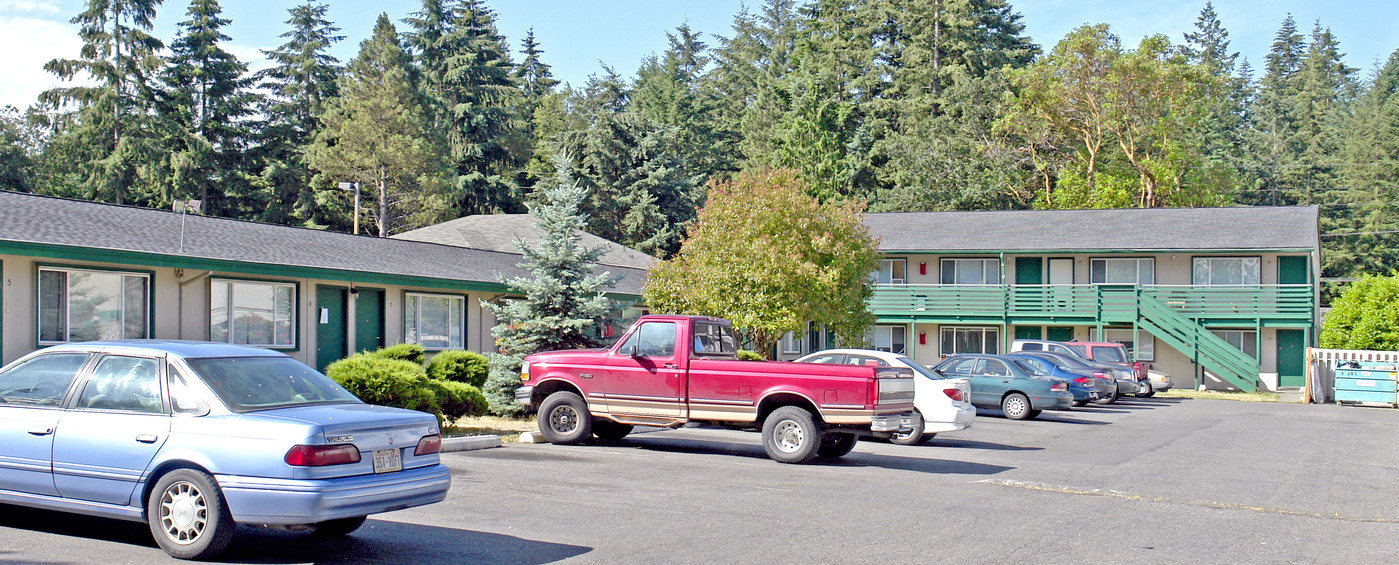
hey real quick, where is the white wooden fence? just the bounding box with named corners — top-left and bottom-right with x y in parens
top-left (1306, 348), bottom-right (1399, 403)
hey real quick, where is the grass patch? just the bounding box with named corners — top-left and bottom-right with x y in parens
top-left (444, 415), bottom-right (537, 443)
top-left (1159, 389), bottom-right (1279, 402)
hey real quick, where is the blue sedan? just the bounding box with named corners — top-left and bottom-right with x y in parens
top-left (930, 354), bottom-right (1074, 420)
top-left (1005, 353), bottom-right (1100, 406)
top-left (0, 341), bottom-right (450, 559)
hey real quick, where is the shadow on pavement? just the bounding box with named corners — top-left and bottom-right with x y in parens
top-left (0, 503), bottom-right (591, 565)
top-left (617, 436), bottom-right (1015, 475)
top-left (975, 409), bottom-right (1109, 424)
top-left (923, 438), bottom-right (1043, 451)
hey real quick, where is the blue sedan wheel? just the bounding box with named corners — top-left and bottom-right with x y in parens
top-left (147, 468), bottom-right (235, 559)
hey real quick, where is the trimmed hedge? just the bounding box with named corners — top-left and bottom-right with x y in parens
top-left (426, 350), bottom-right (490, 388)
top-left (325, 353), bottom-right (437, 414)
top-left (429, 379), bottom-right (488, 421)
top-left (373, 343), bottom-right (426, 365)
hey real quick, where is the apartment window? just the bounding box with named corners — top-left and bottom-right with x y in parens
top-left (1212, 329), bottom-right (1258, 359)
top-left (873, 259), bottom-right (908, 284)
top-left (211, 279), bottom-right (296, 348)
top-left (867, 325), bottom-right (907, 354)
top-left (941, 258), bottom-right (1000, 285)
top-left (1090, 258), bottom-right (1155, 285)
top-left (940, 326), bottom-right (999, 355)
top-left (1193, 257), bottom-right (1260, 286)
top-left (404, 293), bottom-right (465, 349)
top-left (1098, 328), bottom-right (1155, 361)
top-left (39, 267), bottom-right (150, 344)
top-left (781, 331), bottom-right (802, 354)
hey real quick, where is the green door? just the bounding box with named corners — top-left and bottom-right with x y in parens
top-left (1015, 257), bottom-right (1043, 285)
top-left (1047, 327), bottom-right (1074, 342)
top-left (1278, 256), bottom-right (1309, 285)
top-left (316, 286), bottom-right (348, 372)
top-left (354, 288), bottom-right (385, 353)
top-left (1014, 326), bottom-right (1042, 340)
top-left (1276, 329), bottom-right (1306, 388)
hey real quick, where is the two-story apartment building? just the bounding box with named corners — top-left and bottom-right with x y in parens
top-left (786, 206), bottom-right (1320, 393)
top-left (0, 191), bottom-right (648, 370)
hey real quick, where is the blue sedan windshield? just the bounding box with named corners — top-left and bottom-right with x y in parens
top-left (185, 357), bottom-right (361, 412)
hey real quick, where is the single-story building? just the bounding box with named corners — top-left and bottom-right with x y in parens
top-left (0, 191), bottom-right (648, 370)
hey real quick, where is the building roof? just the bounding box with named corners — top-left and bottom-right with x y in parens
top-left (393, 214), bottom-right (657, 270)
top-left (0, 191), bottom-right (646, 296)
top-left (865, 206), bottom-right (1321, 253)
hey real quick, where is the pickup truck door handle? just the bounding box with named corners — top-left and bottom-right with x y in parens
top-left (663, 363), bottom-right (677, 369)
top-left (27, 426), bottom-right (53, 436)
top-left (135, 434), bottom-right (159, 444)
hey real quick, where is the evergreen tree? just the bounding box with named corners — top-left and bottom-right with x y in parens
top-left (514, 28), bottom-right (558, 132)
top-left (632, 23), bottom-right (737, 185)
top-left (1245, 14), bottom-right (1307, 205)
top-left (405, 0), bottom-right (527, 216)
top-left (158, 0), bottom-right (257, 217)
top-left (253, 0), bottom-right (343, 227)
top-left (1332, 50), bottom-right (1399, 281)
top-left (482, 150), bottom-right (617, 415)
top-left (709, 0), bottom-right (800, 165)
top-left (305, 14), bottom-right (450, 237)
top-left (1182, 2), bottom-right (1247, 174)
top-left (40, 0), bottom-right (166, 205)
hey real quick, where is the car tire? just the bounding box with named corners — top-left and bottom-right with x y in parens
top-left (1002, 393), bottom-right (1033, 420)
top-left (1096, 388), bottom-right (1119, 405)
top-left (592, 419), bottom-right (634, 441)
top-left (817, 432), bottom-right (858, 458)
top-left (889, 409), bottom-right (925, 445)
top-left (761, 406), bottom-right (822, 464)
top-left (1135, 382), bottom-right (1155, 398)
top-left (313, 516), bottom-right (368, 537)
top-left (147, 468), bottom-right (236, 560)
top-left (538, 391), bottom-right (593, 445)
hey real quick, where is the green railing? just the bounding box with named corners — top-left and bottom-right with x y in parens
top-left (870, 284), bottom-right (1314, 324)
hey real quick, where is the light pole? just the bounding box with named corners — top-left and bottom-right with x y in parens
top-left (337, 182), bottom-right (361, 235)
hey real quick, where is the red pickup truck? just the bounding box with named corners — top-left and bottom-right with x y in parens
top-left (515, 315), bottom-right (915, 463)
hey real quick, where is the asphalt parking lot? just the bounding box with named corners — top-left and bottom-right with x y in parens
top-left (5, 397), bottom-right (1399, 564)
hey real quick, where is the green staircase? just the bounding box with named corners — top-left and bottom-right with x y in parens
top-left (1128, 292), bottom-right (1261, 392)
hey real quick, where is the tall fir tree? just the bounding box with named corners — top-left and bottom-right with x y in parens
top-left (158, 0), bottom-right (257, 217)
top-left (40, 0), bottom-right (166, 205)
top-left (253, 0), bottom-right (344, 227)
top-left (482, 150), bottom-right (617, 415)
top-left (514, 28), bottom-right (558, 135)
top-left (305, 13), bottom-right (450, 237)
top-left (405, 0), bottom-right (527, 216)
top-left (1182, 1), bottom-right (1248, 177)
top-left (1334, 49), bottom-right (1399, 279)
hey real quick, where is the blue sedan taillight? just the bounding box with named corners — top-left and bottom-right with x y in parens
top-left (415, 434), bottom-right (442, 456)
top-left (284, 444), bottom-right (361, 466)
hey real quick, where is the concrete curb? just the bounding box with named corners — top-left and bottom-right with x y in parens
top-left (517, 431), bottom-right (550, 444)
top-left (441, 435), bottom-right (502, 452)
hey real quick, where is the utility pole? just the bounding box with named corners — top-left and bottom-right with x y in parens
top-left (338, 182), bottom-right (361, 235)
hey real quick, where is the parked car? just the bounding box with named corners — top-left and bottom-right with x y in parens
top-left (1065, 341), bottom-right (1162, 397)
top-left (1010, 339), bottom-right (1139, 399)
top-left (1005, 353), bottom-right (1100, 406)
top-left (929, 354), bottom-right (1074, 420)
top-left (1013, 351), bottom-right (1124, 404)
top-left (794, 349), bottom-right (975, 445)
top-left (0, 341), bottom-right (451, 559)
top-left (1145, 369), bottom-right (1175, 396)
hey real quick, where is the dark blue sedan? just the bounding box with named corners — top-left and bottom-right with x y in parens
top-left (1006, 353), bottom-right (1100, 406)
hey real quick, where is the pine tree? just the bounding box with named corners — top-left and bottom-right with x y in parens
top-left (253, 0), bottom-right (343, 227)
top-left (305, 13), bottom-right (450, 237)
top-left (40, 0), bottom-right (166, 205)
top-left (405, 0), bottom-right (527, 216)
top-left (1246, 14), bottom-right (1308, 206)
top-left (159, 0), bottom-right (257, 217)
top-left (514, 28), bottom-right (558, 130)
top-left (1182, 1), bottom-right (1247, 173)
top-left (483, 151), bottom-right (617, 415)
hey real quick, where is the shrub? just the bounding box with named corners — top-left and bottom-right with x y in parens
top-left (484, 353), bottom-right (525, 416)
top-left (426, 350), bottom-right (490, 388)
top-left (1321, 273), bottom-right (1399, 351)
top-left (737, 350), bottom-right (765, 361)
top-left (326, 353), bottom-right (437, 414)
top-left (373, 343), bottom-right (426, 365)
top-left (428, 379), bottom-right (488, 421)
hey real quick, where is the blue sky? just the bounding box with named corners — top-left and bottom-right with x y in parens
top-left (1, 1), bottom-right (1396, 110)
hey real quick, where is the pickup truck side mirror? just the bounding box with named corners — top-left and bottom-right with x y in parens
top-left (625, 344), bottom-right (640, 358)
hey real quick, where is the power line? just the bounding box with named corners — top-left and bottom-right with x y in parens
top-left (1321, 230), bottom-right (1399, 237)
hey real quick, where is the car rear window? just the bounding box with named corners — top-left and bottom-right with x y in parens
top-left (184, 356), bottom-right (361, 412)
top-left (1093, 346), bottom-right (1127, 362)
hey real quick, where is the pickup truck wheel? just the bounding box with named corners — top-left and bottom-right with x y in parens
top-left (1002, 393), bottom-right (1033, 420)
top-left (538, 391), bottom-right (593, 445)
top-left (592, 419), bottom-right (633, 441)
top-left (817, 432), bottom-right (858, 458)
top-left (761, 406), bottom-right (821, 464)
top-left (889, 410), bottom-right (925, 445)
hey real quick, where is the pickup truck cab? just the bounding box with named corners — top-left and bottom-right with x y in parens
top-left (516, 315), bottom-right (915, 463)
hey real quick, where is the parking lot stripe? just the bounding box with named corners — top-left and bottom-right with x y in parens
top-left (977, 479), bottom-right (1399, 524)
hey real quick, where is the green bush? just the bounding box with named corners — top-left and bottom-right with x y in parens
top-left (373, 343), bottom-right (426, 365)
top-left (737, 350), bottom-right (765, 361)
top-left (426, 350), bottom-right (490, 388)
top-left (428, 379), bottom-right (488, 421)
top-left (325, 353), bottom-right (438, 414)
top-left (1321, 273), bottom-right (1399, 351)
top-left (484, 352), bottom-right (525, 416)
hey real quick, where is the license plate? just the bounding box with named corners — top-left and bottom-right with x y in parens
top-left (373, 448), bottom-right (402, 474)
